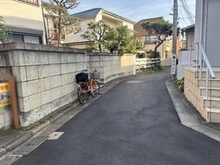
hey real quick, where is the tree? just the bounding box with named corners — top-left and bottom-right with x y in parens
top-left (106, 26), bottom-right (141, 54)
top-left (141, 20), bottom-right (172, 51)
top-left (43, 0), bottom-right (80, 46)
top-left (81, 21), bottom-right (113, 52)
top-left (0, 16), bottom-right (10, 42)
top-left (125, 30), bottom-right (142, 54)
top-left (106, 25), bottom-right (130, 53)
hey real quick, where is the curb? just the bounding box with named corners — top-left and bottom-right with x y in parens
top-left (0, 102), bottom-right (80, 159)
top-left (0, 132), bottom-right (32, 158)
top-left (165, 79), bottom-right (220, 142)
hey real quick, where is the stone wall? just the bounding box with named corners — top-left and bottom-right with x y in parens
top-left (0, 43), bottom-right (134, 129)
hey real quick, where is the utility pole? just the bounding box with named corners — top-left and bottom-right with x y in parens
top-left (171, 0), bottom-right (178, 77)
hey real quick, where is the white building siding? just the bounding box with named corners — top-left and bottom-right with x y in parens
top-left (0, 0), bottom-right (44, 33)
top-left (122, 22), bottom-right (134, 30)
top-left (65, 19), bottom-right (93, 43)
top-left (65, 9), bottom-right (135, 47)
top-left (195, 0), bottom-right (220, 67)
top-left (206, 0), bottom-right (220, 66)
top-left (95, 12), bottom-right (102, 22)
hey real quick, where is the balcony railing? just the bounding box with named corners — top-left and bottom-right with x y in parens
top-left (18, 0), bottom-right (39, 5)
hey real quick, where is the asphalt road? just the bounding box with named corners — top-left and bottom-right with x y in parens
top-left (13, 68), bottom-right (220, 165)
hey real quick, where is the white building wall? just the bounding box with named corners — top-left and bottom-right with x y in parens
top-left (195, 0), bottom-right (203, 45)
top-left (65, 19), bottom-right (93, 43)
top-left (122, 22), bottom-right (134, 30)
top-left (195, 0), bottom-right (220, 67)
top-left (102, 16), bottom-right (122, 28)
top-left (95, 12), bottom-right (103, 22)
top-left (0, 0), bottom-right (44, 33)
top-left (65, 10), bottom-right (134, 45)
top-left (206, 0), bottom-right (220, 66)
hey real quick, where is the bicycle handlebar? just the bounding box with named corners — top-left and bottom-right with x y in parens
top-left (80, 69), bottom-right (89, 73)
top-left (80, 69), bottom-right (97, 73)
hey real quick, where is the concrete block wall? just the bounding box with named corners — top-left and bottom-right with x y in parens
top-left (0, 43), bottom-right (87, 128)
top-left (0, 51), bottom-right (13, 129)
top-left (0, 43), bottom-right (134, 129)
top-left (88, 53), bottom-right (134, 83)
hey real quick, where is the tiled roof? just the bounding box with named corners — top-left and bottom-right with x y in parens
top-left (134, 17), bottom-right (163, 36)
top-left (71, 8), bottom-right (135, 24)
top-left (182, 24), bottom-right (195, 31)
top-left (71, 8), bottom-right (102, 19)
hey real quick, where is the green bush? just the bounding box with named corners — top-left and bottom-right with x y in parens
top-left (146, 50), bottom-right (160, 58)
top-left (177, 77), bottom-right (184, 92)
top-left (136, 52), bottom-right (145, 58)
top-left (146, 50), bottom-right (162, 71)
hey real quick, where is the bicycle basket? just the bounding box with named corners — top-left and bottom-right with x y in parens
top-left (75, 73), bottom-right (89, 83)
top-left (90, 72), bottom-right (100, 79)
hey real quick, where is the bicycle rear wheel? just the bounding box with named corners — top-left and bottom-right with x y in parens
top-left (78, 92), bottom-right (87, 104)
top-left (91, 80), bottom-right (100, 98)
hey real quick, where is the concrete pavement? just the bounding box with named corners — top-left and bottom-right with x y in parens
top-left (1, 69), bottom-right (220, 162)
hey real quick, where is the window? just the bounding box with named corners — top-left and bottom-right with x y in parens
top-left (6, 34), bottom-right (42, 44)
top-left (145, 36), bottom-right (157, 44)
top-left (18, 0), bottom-right (39, 5)
top-left (24, 36), bottom-right (41, 44)
top-left (8, 35), bottom-right (23, 42)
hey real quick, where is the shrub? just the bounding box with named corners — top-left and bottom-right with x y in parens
top-left (177, 77), bottom-right (184, 92)
top-left (146, 50), bottom-right (162, 71)
top-left (146, 50), bottom-right (160, 58)
top-left (136, 52), bottom-right (145, 58)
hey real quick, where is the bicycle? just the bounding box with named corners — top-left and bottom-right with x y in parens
top-left (75, 69), bottom-right (100, 104)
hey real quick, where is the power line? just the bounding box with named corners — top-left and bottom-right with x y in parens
top-left (116, 0), bottom-right (153, 15)
top-left (179, 17), bottom-right (195, 19)
top-left (111, 0), bottom-right (149, 13)
top-left (130, 0), bottom-right (153, 18)
top-left (183, 0), bottom-right (194, 16)
top-left (179, 9), bottom-right (188, 27)
top-left (179, 0), bottom-right (194, 24)
top-left (182, 1), bottom-right (194, 17)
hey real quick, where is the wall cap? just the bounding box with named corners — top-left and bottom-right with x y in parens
top-left (0, 42), bottom-right (86, 54)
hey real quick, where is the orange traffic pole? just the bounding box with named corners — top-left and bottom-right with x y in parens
top-left (8, 76), bottom-right (19, 128)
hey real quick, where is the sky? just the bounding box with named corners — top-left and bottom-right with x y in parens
top-left (45, 0), bottom-right (196, 28)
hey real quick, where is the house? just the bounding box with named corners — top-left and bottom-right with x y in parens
top-left (0, 0), bottom-right (46, 44)
top-left (64, 8), bottom-right (136, 49)
top-left (42, 2), bottom-right (81, 46)
top-left (134, 17), bottom-right (172, 60)
top-left (184, 0), bottom-right (220, 123)
top-left (43, 4), bottom-right (60, 46)
top-left (182, 24), bottom-right (195, 50)
top-left (177, 24), bottom-right (195, 80)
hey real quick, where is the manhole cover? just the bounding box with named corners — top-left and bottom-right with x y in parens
top-left (48, 132), bottom-right (64, 140)
top-left (126, 81), bottom-right (144, 83)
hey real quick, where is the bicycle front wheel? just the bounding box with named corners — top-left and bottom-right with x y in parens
top-left (91, 80), bottom-right (100, 98)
